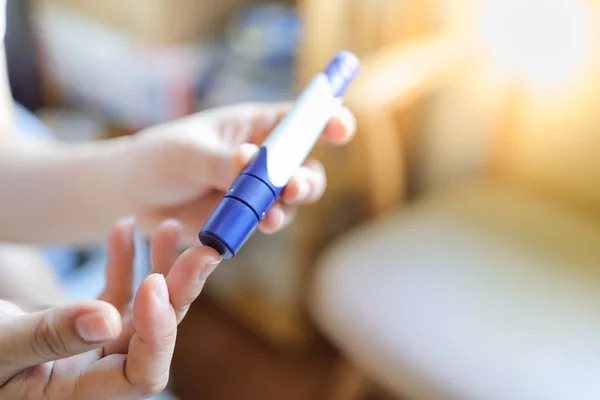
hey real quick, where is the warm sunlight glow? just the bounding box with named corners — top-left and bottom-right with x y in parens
top-left (478, 0), bottom-right (594, 91)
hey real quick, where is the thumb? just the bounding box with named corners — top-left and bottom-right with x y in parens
top-left (0, 300), bottom-right (121, 375)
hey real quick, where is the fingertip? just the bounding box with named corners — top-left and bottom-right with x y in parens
top-left (73, 300), bottom-right (123, 344)
top-left (172, 245), bottom-right (221, 270)
top-left (157, 218), bottom-right (183, 233)
top-left (151, 219), bottom-right (184, 275)
top-left (295, 179), bottom-right (311, 203)
top-left (282, 176), bottom-right (310, 204)
top-left (145, 274), bottom-right (167, 300)
top-left (199, 245), bottom-right (222, 264)
top-left (280, 176), bottom-right (300, 203)
top-left (304, 158), bottom-right (326, 176)
top-left (325, 107), bottom-right (356, 145)
top-left (96, 299), bottom-right (123, 316)
top-left (164, 245), bottom-right (221, 323)
top-left (92, 301), bottom-right (124, 337)
top-left (154, 219), bottom-right (182, 246)
top-left (110, 217), bottom-right (135, 249)
top-left (178, 246), bottom-right (222, 282)
top-left (104, 221), bottom-right (136, 310)
top-left (116, 216), bottom-right (136, 229)
top-left (154, 274), bottom-right (171, 309)
top-left (134, 274), bottom-right (166, 314)
top-left (339, 106), bottom-right (357, 136)
top-left (259, 205), bottom-right (285, 234)
top-left (130, 274), bottom-right (176, 341)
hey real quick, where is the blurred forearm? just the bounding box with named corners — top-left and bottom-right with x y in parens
top-left (0, 244), bottom-right (67, 309)
top-left (0, 137), bottom-right (133, 245)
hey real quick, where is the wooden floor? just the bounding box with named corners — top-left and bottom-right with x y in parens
top-left (170, 295), bottom-right (391, 400)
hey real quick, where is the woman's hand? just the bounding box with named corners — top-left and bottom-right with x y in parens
top-left (0, 101), bottom-right (355, 246)
top-left (126, 102), bottom-right (356, 241)
top-left (0, 218), bottom-right (221, 399)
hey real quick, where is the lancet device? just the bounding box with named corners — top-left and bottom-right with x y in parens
top-left (199, 51), bottom-right (360, 259)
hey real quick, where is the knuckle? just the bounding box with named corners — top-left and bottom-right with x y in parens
top-left (32, 313), bottom-right (69, 359)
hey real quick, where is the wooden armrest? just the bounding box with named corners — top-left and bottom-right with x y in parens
top-left (345, 33), bottom-right (481, 214)
top-left (346, 33), bottom-right (479, 111)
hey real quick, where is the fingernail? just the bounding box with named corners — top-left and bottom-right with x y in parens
top-left (161, 219), bottom-right (183, 252)
top-left (333, 108), bottom-right (355, 144)
top-left (340, 107), bottom-right (356, 131)
top-left (75, 311), bottom-right (118, 342)
top-left (199, 258), bottom-right (221, 282)
top-left (160, 219), bottom-right (182, 230)
top-left (155, 274), bottom-right (171, 308)
top-left (117, 216), bottom-right (135, 226)
top-left (116, 216), bottom-right (135, 247)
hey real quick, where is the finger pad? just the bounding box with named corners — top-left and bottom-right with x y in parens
top-left (259, 208), bottom-right (284, 234)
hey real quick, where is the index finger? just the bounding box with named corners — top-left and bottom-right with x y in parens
top-left (232, 106), bottom-right (356, 175)
top-left (99, 218), bottom-right (135, 313)
top-left (165, 245), bottom-right (221, 323)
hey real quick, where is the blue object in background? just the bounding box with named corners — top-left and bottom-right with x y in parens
top-left (226, 4), bottom-right (301, 68)
top-left (200, 4), bottom-right (302, 108)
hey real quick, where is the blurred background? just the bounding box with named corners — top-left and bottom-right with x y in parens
top-left (7, 0), bottom-right (600, 399)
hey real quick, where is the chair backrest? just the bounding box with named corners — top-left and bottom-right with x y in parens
top-left (297, 0), bottom-right (438, 86)
top-left (295, 0), bottom-right (442, 289)
top-left (349, 0), bottom-right (600, 215)
top-left (296, 0), bottom-right (439, 227)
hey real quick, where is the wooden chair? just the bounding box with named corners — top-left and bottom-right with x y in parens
top-left (306, 1), bottom-right (600, 399)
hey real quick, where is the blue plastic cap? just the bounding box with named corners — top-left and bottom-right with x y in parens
top-left (323, 50), bottom-right (360, 97)
top-left (199, 197), bottom-right (259, 259)
top-left (199, 151), bottom-right (279, 259)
